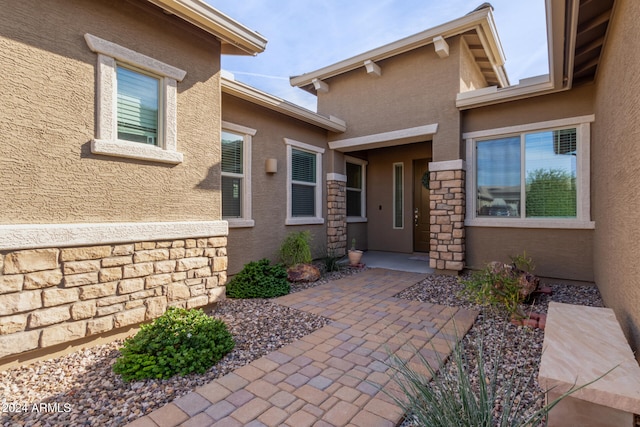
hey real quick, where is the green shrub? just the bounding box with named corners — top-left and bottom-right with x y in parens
top-left (385, 330), bottom-right (607, 427)
top-left (459, 252), bottom-right (537, 318)
top-left (113, 307), bottom-right (234, 381)
top-left (323, 251), bottom-right (342, 273)
top-left (279, 231), bottom-right (312, 267)
top-left (226, 259), bottom-right (289, 298)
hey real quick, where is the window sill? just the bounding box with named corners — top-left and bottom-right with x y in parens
top-left (226, 219), bottom-right (255, 228)
top-left (285, 217), bottom-right (325, 226)
top-left (346, 217), bottom-right (368, 223)
top-left (465, 218), bottom-right (595, 229)
top-left (91, 139), bottom-right (183, 164)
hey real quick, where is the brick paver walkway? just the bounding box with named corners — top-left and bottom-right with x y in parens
top-left (129, 269), bottom-right (477, 427)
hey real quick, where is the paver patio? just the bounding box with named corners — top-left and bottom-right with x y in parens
top-left (128, 269), bottom-right (477, 427)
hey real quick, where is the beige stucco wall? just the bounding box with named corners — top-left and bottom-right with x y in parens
top-left (466, 228), bottom-right (594, 281)
top-left (591, 0), bottom-right (640, 353)
top-left (461, 84), bottom-right (595, 132)
top-left (366, 142), bottom-right (432, 253)
top-left (317, 38), bottom-right (463, 162)
top-left (0, 0), bottom-right (222, 224)
top-left (221, 94), bottom-right (330, 274)
top-left (462, 85), bottom-right (596, 281)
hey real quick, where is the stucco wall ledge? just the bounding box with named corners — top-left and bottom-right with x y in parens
top-left (429, 159), bottom-right (465, 171)
top-left (0, 221), bottom-right (229, 251)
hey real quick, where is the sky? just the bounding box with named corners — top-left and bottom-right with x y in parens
top-left (206, 0), bottom-right (549, 112)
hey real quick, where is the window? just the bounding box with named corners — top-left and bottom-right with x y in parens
top-left (117, 65), bottom-right (160, 145)
top-left (221, 122), bottom-right (255, 227)
top-left (393, 163), bottom-right (404, 229)
top-left (345, 156), bottom-right (367, 221)
top-left (84, 33), bottom-right (186, 164)
top-left (464, 116), bottom-right (594, 229)
top-left (284, 138), bottom-right (324, 225)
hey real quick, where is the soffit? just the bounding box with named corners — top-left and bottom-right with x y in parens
top-left (145, 0), bottom-right (267, 55)
top-left (461, 31), bottom-right (501, 87)
top-left (456, 0), bottom-right (616, 109)
top-left (290, 6), bottom-right (508, 94)
top-left (570, 0), bottom-right (615, 86)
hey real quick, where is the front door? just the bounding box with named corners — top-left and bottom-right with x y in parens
top-left (413, 158), bottom-right (431, 252)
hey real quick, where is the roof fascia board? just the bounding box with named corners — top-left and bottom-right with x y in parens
top-left (456, 75), bottom-right (555, 108)
top-left (328, 123), bottom-right (438, 152)
top-left (221, 77), bottom-right (346, 132)
top-left (456, 0), bottom-right (581, 109)
top-left (290, 8), bottom-right (505, 88)
top-left (146, 0), bottom-right (267, 55)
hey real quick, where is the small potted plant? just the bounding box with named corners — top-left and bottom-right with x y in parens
top-left (348, 238), bottom-right (363, 266)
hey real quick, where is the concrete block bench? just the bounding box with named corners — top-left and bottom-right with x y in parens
top-left (539, 302), bottom-right (640, 427)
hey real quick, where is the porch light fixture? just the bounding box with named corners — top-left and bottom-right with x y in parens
top-left (265, 158), bottom-right (277, 174)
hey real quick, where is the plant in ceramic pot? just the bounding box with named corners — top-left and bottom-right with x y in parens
top-left (348, 238), bottom-right (363, 266)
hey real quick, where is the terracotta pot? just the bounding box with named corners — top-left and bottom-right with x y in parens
top-left (348, 250), bottom-right (363, 266)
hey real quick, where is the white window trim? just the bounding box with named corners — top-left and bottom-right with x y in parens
top-left (464, 115), bottom-right (595, 229)
top-left (345, 156), bottom-right (368, 223)
top-left (222, 121), bottom-right (256, 228)
top-left (393, 162), bottom-right (404, 229)
top-left (284, 138), bottom-right (325, 225)
top-left (84, 34), bottom-right (186, 164)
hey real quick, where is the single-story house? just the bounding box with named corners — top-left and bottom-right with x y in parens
top-left (1, 0), bottom-right (639, 366)
top-left (221, 0), bottom-right (640, 357)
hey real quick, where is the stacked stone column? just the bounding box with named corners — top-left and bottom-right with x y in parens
top-left (326, 176), bottom-right (347, 256)
top-left (429, 160), bottom-right (465, 273)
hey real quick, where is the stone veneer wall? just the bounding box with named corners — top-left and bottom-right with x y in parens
top-left (327, 178), bottom-right (347, 256)
top-left (429, 161), bottom-right (466, 272)
top-left (0, 237), bottom-right (227, 360)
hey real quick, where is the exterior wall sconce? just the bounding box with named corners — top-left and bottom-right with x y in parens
top-left (265, 158), bottom-right (277, 174)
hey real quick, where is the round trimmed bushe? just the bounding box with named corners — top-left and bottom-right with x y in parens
top-left (226, 258), bottom-right (290, 299)
top-left (112, 307), bottom-right (234, 381)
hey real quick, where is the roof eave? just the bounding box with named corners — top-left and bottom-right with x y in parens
top-left (455, 0), bottom-right (577, 109)
top-left (290, 7), bottom-right (508, 92)
top-left (146, 0), bottom-right (267, 56)
top-left (221, 76), bottom-right (346, 132)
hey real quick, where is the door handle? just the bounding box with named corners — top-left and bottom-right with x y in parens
top-left (414, 207), bottom-right (419, 227)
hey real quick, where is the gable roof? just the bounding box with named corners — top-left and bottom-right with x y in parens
top-left (457, 0), bottom-right (615, 109)
top-left (146, 0), bottom-right (267, 55)
top-left (289, 5), bottom-right (508, 94)
top-left (221, 73), bottom-right (346, 132)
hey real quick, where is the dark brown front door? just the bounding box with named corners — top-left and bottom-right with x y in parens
top-left (413, 158), bottom-right (431, 252)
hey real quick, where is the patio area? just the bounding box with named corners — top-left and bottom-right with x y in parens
top-left (127, 269), bottom-right (477, 427)
top-left (359, 251), bottom-right (434, 274)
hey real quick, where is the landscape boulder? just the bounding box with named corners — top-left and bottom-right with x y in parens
top-left (287, 264), bottom-right (321, 282)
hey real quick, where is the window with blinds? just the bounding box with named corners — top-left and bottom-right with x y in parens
top-left (525, 129), bottom-right (577, 217)
top-left (221, 131), bottom-right (244, 219)
top-left (291, 149), bottom-right (316, 217)
top-left (475, 127), bottom-right (577, 219)
top-left (116, 65), bottom-right (160, 145)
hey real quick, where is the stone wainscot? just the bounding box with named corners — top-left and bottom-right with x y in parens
top-left (0, 221), bottom-right (228, 364)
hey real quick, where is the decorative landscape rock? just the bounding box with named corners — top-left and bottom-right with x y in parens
top-left (287, 263), bottom-right (321, 282)
top-left (488, 261), bottom-right (540, 300)
top-left (0, 269), bottom-right (604, 427)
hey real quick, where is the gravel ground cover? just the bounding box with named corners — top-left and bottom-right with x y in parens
top-left (0, 266), bottom-right (605, 427)
top-left (0, 267), bottom-right (360, 427)
top-left (395, 273), bottom-right (604, 426)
